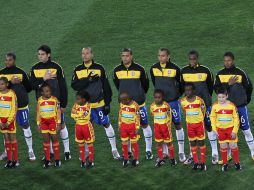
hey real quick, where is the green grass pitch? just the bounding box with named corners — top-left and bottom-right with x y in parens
top-left (0, 0), bottom-right (254, 189)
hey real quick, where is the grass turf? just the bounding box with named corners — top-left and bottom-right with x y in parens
top-left (0, 0), bottom-right (254, 189)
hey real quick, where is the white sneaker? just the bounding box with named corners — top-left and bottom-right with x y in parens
top-left (184, 155), bottom-right (193, 165)
top-left (212, 154), bottom-right (219, 165)
top-left (179, 153), bottom-right (186, 163)
top-left (112, 150), bottom-right (121, 160)
top-left (28, 151), bottom-right (36, 161)
top-left (0, 152), bottom-right (7, 161)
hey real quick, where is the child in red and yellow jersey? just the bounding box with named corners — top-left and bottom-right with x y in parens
top-left (150, 89), bottom-right (176, 167)
top-left (210, 87), bottom-right (241, 171)
top-left (37, 83), bottom-right (61, 168)
top-left (118, 91), bottom-right (140, 167)
top-left (71, 90), bottom-right (95, 168)
top-left (180, 83), bottom-right (207, 171)
top-left (0, 77), bottom-right (18, 168)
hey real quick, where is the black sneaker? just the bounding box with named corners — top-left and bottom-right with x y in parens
top-left (170, 159), bottom-right (177, 166)
top-left (132, 159), bottom-right (139, 167)
top-left (155, 159), bottom-right (165, 167)
top-left (192, 163), bottom-right (199, 170)
top-left (54, 160), bottom-right (61, 168)
top-left (221, 164), bottom-right (229, 172)
top-left (200, 163), bottom-right (207, 171)
top-left (4, 160), bottom-right (13, 168)
top-left (43, 160), bottom-right (51, 168)
top-left (81, 161), bottom-right (86, 168)
top-left (123, 159), bottom-right (129, 167)
top-left (235, 163), bottom-right (241, 171)
top-left (11, 161), bottom-right (20, 168)
top-left (87, 161), bottom-right (94, 168)
top-left (64, 152), bottom-right (71, 161)
top-left (146, 151), bottom-right (153, 160)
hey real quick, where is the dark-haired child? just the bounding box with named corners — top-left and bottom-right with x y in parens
top-left (71, 90), bottom-right (95, 168)
top-left (0, 77), bottom-right (18, 168)
top-left (180, 83), bottom-right (207, 171)
top-left (37, 83), bottom-right (61, 168)
top-left (150, 89), bottom-right (177, 167)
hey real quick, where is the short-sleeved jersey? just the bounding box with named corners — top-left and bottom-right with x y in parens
top-left (0, 90), bottom-right (17, 124)
top-left (180, 96), bottom-right (206, 124)
top-left (37, 96), bottom-right (60, 125)
top-left (210, 101), bottom-right (239, 134)
top-left (118, 101), bottom-right (140, 128)
top-left (150, 101), bottom-right (172, 125)
top-left (71, 103), bottom-right (91, 125)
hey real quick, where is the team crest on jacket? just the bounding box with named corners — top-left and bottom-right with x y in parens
top-left (168, 70), bottom-right (171, 75)
top-left (131, 71), bottom-right (135, 76)
top-left (198, 74), bottom-right (202, 79)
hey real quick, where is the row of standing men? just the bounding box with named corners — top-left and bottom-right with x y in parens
top-left (0, 45), bottom-right (253, 165)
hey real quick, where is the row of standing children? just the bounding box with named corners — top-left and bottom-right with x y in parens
top-left (0, 75), bottom-right (241, 171)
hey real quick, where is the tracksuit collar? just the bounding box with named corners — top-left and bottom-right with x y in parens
top-left (225, 65), bottom-right (236, 71)
top-left (189, 63), bottom-right (200, 69)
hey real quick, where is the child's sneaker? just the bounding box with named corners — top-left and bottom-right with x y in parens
top-left (80, 161), bottom-right (86, 168)
top-left (132, 159), bottom-right (139, 167)
top-left (200, 163), bottom-right (207, 171)
top-left (155, 159), bottom-right (165, 167)
top-left (221, 164), bottom-right (229, 172)
top-left (4, 160), bottom-right (13, 168)
top-left (170, 159), bottom-right (177, 166)
top-left (12, 160), bottom-right (20, 168)
top-left (123, 159), bottom-right (129, 167)
top-left (54, 160), bottom-right (61, 168)
top-left (234, 163), bottom-right (241, 171)
top-left (87, 161), bottom-right (94, 168)
top-left (43, 160), bottom-right (51, 168)
top-left (192, 163), bottom-right (199, 170)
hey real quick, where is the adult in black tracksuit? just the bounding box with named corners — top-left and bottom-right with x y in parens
top-left (0, 53), bottom-right (35, 161)
top-left (29, 45), bottom-right (70, 160)
top-left (150, 48), bottom-right (186, 162)
top-left (71, 47), bottom-right (120, 159)
top-left (214, 51), bottom-right (254, 158)
top-left (113, 48), bottom-right (153, 160)
top-left (181, 50), bottom-right (218, 164)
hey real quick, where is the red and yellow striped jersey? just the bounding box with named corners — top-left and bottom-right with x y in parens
top-left (36, 96), bottom-right (61, 125)
top-left (0, 90), bottom-right (17, 124)
top-left (210, 101), bottom-right (239, 134)
top-left (71, 103), bottom-right (91, 125)
top-left (180, 96), bottom-right (206, 124)
top-left (118, 101), bottom-right (140, 128)
top-left (150, 101), bottom-right (172, 125)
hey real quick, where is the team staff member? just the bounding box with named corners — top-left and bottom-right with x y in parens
top-left (181, 50), bottom-right (218, 164)
top-left (214, 51), bottom-right (254, 160)
top-left (150, 48), bottom-right (186, 162)
top-left (113, 48), bottom-right (153, 160)
top-left (0, 53), bottom-right (35, 161)
top-left (29, 45), bottom-right (71, 160)
top-left (71, 47), bottom-right (120, 159)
